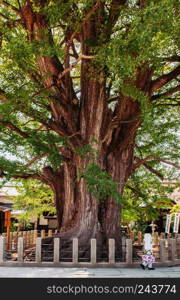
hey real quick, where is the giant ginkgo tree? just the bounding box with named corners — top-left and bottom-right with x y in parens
top-left (0, 0), bottom-right (180, 250)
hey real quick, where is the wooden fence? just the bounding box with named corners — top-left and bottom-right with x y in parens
top-left (1, 230), bottom-right (180, 250)
top-left (129, 231), bottom-right (180, 245)
top-left (1, 229), bottom-right (57, 251)
top-left (0, 231), bottom-right (180, 267)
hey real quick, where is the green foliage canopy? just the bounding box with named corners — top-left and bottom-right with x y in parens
top-left (0, 0), bottom-right (179, 203)
top-left (12, 180), bottom-right (55, 222)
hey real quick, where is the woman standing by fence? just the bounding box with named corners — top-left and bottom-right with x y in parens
top-left (140, 226), bottom-right (155, 270)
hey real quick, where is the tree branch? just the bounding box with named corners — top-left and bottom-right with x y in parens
top-left (0, 12), bottom-right (9, 20)
top-left (0, 169), bottom-right (41, 180)
top-left (151, 85), bottom-right (180, 101)
top-left (70, 41), bottom-right (79, 59)
top-left (66, 1), bottom-right (103, 47)
top-left (0, 89), bottom-right (51, 133)
top-left (24, 154), bottom-right (48, 168)
top-left (107, 96), bottom-right (119, 103)
top-left (14, 173), bottom-right (41, 180)
top-left (126, 184), bottom-right (147, 198)
top-left (0, 120), bottom-right (29, 138)
top-left (0, 0), bottom-right (19, 12)
top-left (132, 156), bottom-right (164, 179)
top-left (154, 103), bottom-right (180, 107)
top-left (160, 55), bottom-right (180, 63)
top-left (57, 55), bottom-right (95, 81)
top-left (107, 0), bottom-right (127, 34)
top-left (150, 65), bottom-right (180, 93)
top-left (155, 157), bottom-right (180, 169)
top-left (143, 162), bottom-right (164, 180)
top-left (133, 155), bottom-right (180, 170)
top-left (17, 0), bottom-right (21, 9)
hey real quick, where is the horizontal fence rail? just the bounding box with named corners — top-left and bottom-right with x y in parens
top-left (0, 234), bottom-right (180, 267)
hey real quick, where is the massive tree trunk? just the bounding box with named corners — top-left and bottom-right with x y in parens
top-left (46, 135), bottom-right (139, 260)
top-left (45, 109), bottom-right (140, 249)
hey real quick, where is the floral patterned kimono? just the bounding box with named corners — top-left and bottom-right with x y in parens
top-left (141, 233), bottom-right (155, 269)
top-left (142, 251), bottom-right (155, 268)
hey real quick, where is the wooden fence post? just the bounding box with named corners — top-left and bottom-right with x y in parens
top-left (160, 233), bottom-right (165, 239)
top-left (11, 232), bottom-right (14, 250)
top-left (10, 232), bottom-right (14, 251)
top-left (23, 231), bottom-right (27, 248)
top-left (41, 230), bottom-right (46, 239)
top-left (129, 232), bottom-right (134, 241)
top-left (168, 238), bottom-right (175, 261)
top-left (175, 233), bottom-right (178, 239)
top-left (167, 233), bottom-right (171, 239)
top-left (17, 237), bottom-right (24, 262)
top-left (153, 232), bottom-right (159, 245)
top-left (26, 231), bottom-right (31, 246)
top-left (91, 239), bottom-right (97, 264)
top-left (126, 239), bottom-right (133, 264)
top-left (109, 239), bottom-right (115, 264)
top-left (72, 238), bottom-right (78, 264)
top-left (159, 239), bottom-right (166, 262)
top-left (138, 232), bottom-right (142, 245)
top-left (33, 230), bottom-right (38, 244)
top-left (54, 238), bottom-right (60, 263)
top-left (35, 237), bottom-right (42, 263)
top-left (48, 230), bottom-right (52, 237)
top-left (0, 236), bottom-right (6, 262)
top-left (122, 236), bottom-right (126, 262)
top-left (176, 238), bottom-right (180, 259)
top-left (30, 230), bottom-right (34, 245)
top-left (14, 232), bottom-right (18, 250)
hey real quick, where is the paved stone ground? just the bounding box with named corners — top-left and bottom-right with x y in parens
top-left (0, 266), bottom-right (180, 278)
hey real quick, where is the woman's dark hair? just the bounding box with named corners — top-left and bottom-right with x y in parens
top-left (144, 226), bottom-right (152, 233)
